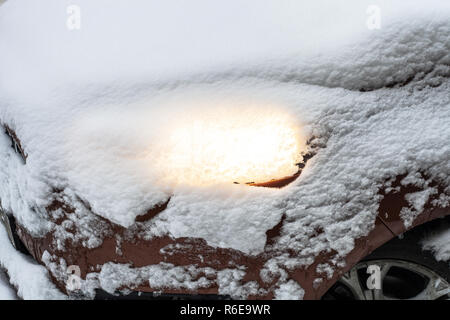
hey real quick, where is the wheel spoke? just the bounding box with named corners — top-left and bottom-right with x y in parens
top-left (411, 276), bottom-right (450, 300)
top-left (340, 268), bottom-right (367, 300)
top-left (332, 259), bottom-right (450, 300)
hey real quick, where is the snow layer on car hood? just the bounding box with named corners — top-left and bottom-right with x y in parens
top-left (0, 0), bottom-right (449, 259)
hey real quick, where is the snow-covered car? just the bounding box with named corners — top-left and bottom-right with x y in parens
top-left (0, 1), bottom-right (449, 300)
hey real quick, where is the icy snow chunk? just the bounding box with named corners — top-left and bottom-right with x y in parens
top-left (96, 262), bottom-right (262, 299)
top-left (0, 132), bottom-right (52, 236)
top-left (422, 223), bottom-right (450, 263)
top-left (401, 189), bottom-right (437, 228)
top-left (0, 227), bottom-right (65, 299)
top-left (159, 184), bottom-right (286, 254)
top-left (98, 262), bottom-right (214, 294)
top-left (274, 280), bottom-right (304, 300)
top-left (405, 190), bottom-right (436, 213)
top-left (0, 269), bottom-right (16, 300)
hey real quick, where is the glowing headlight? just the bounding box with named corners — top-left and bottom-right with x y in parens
top-left (157, 104), bottom-right (306, 186)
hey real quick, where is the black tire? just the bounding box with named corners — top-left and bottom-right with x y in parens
top-left (363, 218), bottom-right (450, 284)
top-left (323, 217), bottom-right (450, 300)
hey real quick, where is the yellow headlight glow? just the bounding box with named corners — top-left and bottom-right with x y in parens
top-left (157, 103), bottom-right (306, 186)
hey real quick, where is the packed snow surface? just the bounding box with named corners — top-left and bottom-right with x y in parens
top-left (422, 221), bottom-right (450, 263)
top-left (0, 0), bottom-right (449, 299)
top-left (0, 269), bottom-right (16, 300)
top-left (0, 226), bottom-right (65, 299)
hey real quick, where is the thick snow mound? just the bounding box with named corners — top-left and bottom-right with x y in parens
top-left (0, 0), bottom-right (449, 250)
top-left (0, 227), bottom-right (65, 299)
top-left (422, 222), bottom-right (450, 263)
top-left (0, 1), bottom-right (450, 248)
top-left (0, 269), bottom-right (16, 300)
